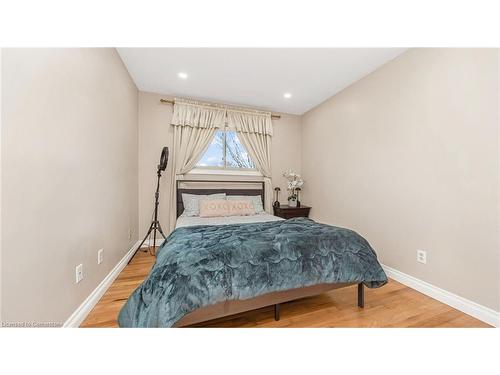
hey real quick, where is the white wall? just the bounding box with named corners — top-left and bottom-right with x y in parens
top-left (1, 49), bottom-right (139, 324)
top-left (138, 91), bottom-right (302, 235)
top-left (301, 48), bottom-right (500, 311)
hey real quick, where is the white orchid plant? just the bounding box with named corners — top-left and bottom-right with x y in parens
top-left (282, 169), bottom-right (304, 201)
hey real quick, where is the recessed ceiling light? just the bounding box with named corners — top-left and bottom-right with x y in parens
top-left (283, 92), bottom-right (292, 99)
top-left (178, 72), bottom-right (188, 79)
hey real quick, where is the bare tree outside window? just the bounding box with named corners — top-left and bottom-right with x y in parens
top-left (225, 131), bottom-right (254, 168)
top-left (197, 130), bottom-right (256, 169)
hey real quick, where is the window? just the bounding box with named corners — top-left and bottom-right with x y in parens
top-left (196, 130), bottom-right (256, 170)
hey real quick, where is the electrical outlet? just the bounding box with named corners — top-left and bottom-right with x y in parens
top-left (75, 264), bottom-right (83, 283)
top-left (97, 249), bottom-right (104, 265)
top-left (417, 250), bottom-right (427, 264)
top-left (128, 228), bottom-right (132, 240)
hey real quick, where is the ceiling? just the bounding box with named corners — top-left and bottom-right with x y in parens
top-left (117, 48), bottom-right (406, 115)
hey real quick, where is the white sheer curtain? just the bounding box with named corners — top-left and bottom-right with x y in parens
top-left (226, 109), bottom-right (273, 212)
top-left (169, 99), bottom-right (226, 231)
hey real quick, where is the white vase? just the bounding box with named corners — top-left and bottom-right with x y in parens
top-left (288, 199), bottom-right (297, 207)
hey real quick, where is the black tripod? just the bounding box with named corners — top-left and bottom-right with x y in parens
top-left (128, 168), bottom-right (167, 264)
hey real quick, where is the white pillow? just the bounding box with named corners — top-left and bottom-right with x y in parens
top-left (227, 195), bottom-right (264, 214)
top-left (181, 193), bottom-right (226, 217)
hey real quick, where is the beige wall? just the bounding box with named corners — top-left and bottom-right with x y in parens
top-left (497, 49), bottom-right (500, 312)
top-left (2, 48), bottom-right (497, 323)
top-left (138, 91), bottom-right (302, 235)
top-left (138, 92), bottom-right (174, 236)
top-left (1, 49), bottom-right (139, 324)
top-left (301, 48), bottom-right (500, 311)
top-left (271, 112), bottom-right (303, 202)
top-left (0, 48), bottom-right (3, 322)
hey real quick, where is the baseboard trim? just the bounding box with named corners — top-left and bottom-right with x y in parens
top-left (63, 240), bottom-right (141, 328)
top-left (382, 264), bottom-right (500, 327)
top-left (62, 252), bottom-right (499, 327)
top-left (140, 238), bottom-right (165, 248)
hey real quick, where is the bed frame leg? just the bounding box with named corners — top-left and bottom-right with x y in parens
top-left (357, 283), bottom-right (364, 308)
top-left (274, 304), bottom-right (280, 321)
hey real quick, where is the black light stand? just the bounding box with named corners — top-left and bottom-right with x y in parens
top-left (128, 147), bottom-right (169, 264)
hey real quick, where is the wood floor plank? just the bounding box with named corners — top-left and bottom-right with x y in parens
top-left (81, 250), bottom-right (491, 328)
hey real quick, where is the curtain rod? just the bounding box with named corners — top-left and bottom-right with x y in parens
top-left (160, 99), bottom-right (281, 119)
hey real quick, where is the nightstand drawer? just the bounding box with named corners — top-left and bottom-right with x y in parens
top-left (273, 205), bottom-right (311, 219)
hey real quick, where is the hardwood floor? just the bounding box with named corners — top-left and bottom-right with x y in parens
top-left (81, 249), bottom-right (491, 328)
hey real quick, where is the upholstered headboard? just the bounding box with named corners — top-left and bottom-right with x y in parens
top-left (176, 180), bottom-right (265, 218)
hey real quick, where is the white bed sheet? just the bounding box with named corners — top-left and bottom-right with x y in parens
top-left (175, 213), bottom-right (283, 229)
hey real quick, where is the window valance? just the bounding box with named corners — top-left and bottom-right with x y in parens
top-left (171, 98), bottom-right (273, 136)
top-left (226, 109), bottom-right (273, 136)
top-left (171, 98), bottom-right (226, 129)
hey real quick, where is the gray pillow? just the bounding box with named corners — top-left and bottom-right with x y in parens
top-left (227, 195), bottom-right (264, 214)
top-left (181, 193), bottom-right (226, 217)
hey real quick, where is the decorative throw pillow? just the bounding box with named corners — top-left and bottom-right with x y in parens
top-left (199, 199), bottom-right (256, 218)
top-left (227, 200), bottom-right (256, 217)
top-left (199, 199), bottom-right (230, 218)
top-left (181, 193), bottom-right (226, 217)
top-left (227, 195), bottom-right (264, 213)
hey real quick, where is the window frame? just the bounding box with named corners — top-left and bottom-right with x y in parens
top-left (187, 167), bottom-right (262, 177)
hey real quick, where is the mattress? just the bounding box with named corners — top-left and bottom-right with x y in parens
top-left (175, 212), bottom-right (283, 228)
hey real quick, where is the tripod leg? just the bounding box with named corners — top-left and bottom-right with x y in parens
top-left (128, 222), bottom-right (154, 265)
top-left (152, 221), bottom-right (157, 257)
top-left (156, 221), bottom-right (167, 239)
top-left (132, 170), bottom-right (166, 262)
top-left (140, 222), bottom-right (156, 252)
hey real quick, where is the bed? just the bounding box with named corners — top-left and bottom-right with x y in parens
top-left (118, 180), bottom-right (387, 327)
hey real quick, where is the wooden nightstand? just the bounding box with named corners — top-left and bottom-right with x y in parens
top-left (273, 205), bottom-right (311, 219)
